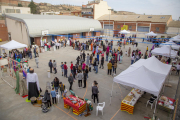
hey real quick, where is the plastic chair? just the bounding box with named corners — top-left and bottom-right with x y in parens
top-left (146, 98), bottom-right (156, 109)
top-left (46, 82), bottom-right (51, 90)
top-left (96, 102), bottom-right (105, 116)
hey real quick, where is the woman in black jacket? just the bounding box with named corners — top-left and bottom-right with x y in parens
top-left (53, 77), bottom-right (59, 91)
top-left (44, 90), bottom-right (51, 108)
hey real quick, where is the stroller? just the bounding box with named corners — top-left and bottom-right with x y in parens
top-left (41, 98), bottom-right (49, 113)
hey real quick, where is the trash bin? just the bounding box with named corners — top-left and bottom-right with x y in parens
top-left (47, 70), bottom-right (50, 78)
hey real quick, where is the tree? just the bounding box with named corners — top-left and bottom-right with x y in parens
top-left (28, 0), bottom-right (37, 14)
top-left (18, 3), bottom-right (23, 7)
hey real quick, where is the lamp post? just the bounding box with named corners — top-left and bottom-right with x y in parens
top-left (108, 9), bottom-right (113, 38)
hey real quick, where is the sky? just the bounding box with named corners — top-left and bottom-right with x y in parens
top-left (23, 0), bottom-right (180, 20)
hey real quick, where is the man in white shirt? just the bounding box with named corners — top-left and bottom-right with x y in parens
top-left (176, 63), bottom-right (180, 75)
top-left (131, 55), bottom-right (135, 65)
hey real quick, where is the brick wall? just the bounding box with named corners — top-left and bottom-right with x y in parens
top-left (56, 35), bottom-right (66, 41)
top-left (72, 33), bottom-right (80, 40)
top-left (34, 36), bottom-right (47, 46)
top-left (0, 23), bottom-right (8, 41)
top-left (95, 32), bottom-right (100, 36)
top-left (151, 24), bottom-right (166, 33)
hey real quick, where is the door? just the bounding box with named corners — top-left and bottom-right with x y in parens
top-left (47, 36), bottom-right (52, 42)
top-left (137, 27), bottom-right (149, 32)
top-left (30, 37), bottom-right (34, 45)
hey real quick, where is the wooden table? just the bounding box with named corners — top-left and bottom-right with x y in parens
top-left (121, 89), bottom-right (144, 114)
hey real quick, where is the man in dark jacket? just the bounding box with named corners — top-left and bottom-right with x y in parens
top-left (44, 90), bottom-right (51, 108)
top-left (83, 70), bottom-right (87, 88)
top-left (99, 56), bottom-right (104, 69)
top-left (68, 73), bottom-right (74, 90)
top-left (92, 82), bottom-right (99, 103)
top-left (49, 60), bottom-right (53, 73)
top-left (82, 51), bottom-right (86, 62)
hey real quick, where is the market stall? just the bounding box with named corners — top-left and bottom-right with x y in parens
top-left (63, 95), bottom-right (86, 115)
top-left (158, 96), bottom-right (175, 113)
top-left (159, 40), bottom-right (180, 50)
top-left (111, 56), bottom-right (172, 115)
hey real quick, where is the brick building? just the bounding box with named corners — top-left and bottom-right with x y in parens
top-left (98, 15), bottom-right (172, 35)
top-left (5, 14), bottom-right (102, 46)
top-left (71, 11), bottom-right (82, 17)
top-left (0, 20), bottom-right (8, 41)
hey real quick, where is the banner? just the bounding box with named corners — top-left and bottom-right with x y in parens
top-left (121, 25), bottom-right (128, 30)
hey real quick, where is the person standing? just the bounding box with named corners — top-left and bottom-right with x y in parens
top-left (131, 54), bottom-right (135, 65)
top-left (86, 53), bottom-right (90, 66)
top-left (53, 77), bottom-right (59, 91)
top-left (146, 46), bottom-right (148, 51)
top-left (99, 56), bottom-right (104, 69)
top-left (97, 53), bottom-right (99, 62)
top-left (61, 62), bottom-right (64, 76)
top-left (92, 82), bottom-right (99, 103)
top-left (59, 82), bottom-right (65, 97)
top-left (70, 62), bottom-right (73, 74)
top-left (113, 60), bottom-right (117, 75)
top-left (77, 70), bottom-right (83, 88)
top-left (82, 61), bottom-right (86, 71)
top-left (107, 61), bottom-right (112, 75)
top-left (49, 60), bottom-right (53, 73)
top-left (35, 57), bottom-right (39, 68)
top-left (68, 73), bottom-right (74, 90)
top-left (65, 39), bottom-right (67, 47)
top-left (94, 58), bottom-right (99, 73)
top-left (26, 68), bottom-right (40, 100)
top-left (111, 58), bottom-right (115, 74)
top-left (128, 47), bottom-right (131, 57)
top-left (83, 70), bottom-right (87, 88)
top-left (64, 62), bottom-right (68, 78)
top-left (51, 88), bottom-right (56, 104)
top-left (34, 46), bottom-right (36, 58)
top-left (44, 90), bottom-right (51, 108)
top-left (82, 51), bottom-right (86, 62)
top-left (53, 60), bottom-right (57, 74)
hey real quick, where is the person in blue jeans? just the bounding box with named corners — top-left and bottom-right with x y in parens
top-left (106, 52), bottom-right (109, 61)
top-left (51, 88), bottom-right (56, 104)
top-left (94, 58), bottom-right (98, 73)
top-left (131, 54), bottom-right (135, 65)
top-left (53, 77), bottom-right (59, 91)
top-left (59, 82), bottom-right (65, 98)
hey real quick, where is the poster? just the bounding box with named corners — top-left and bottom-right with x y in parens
top-left (121, 25), bottom-right (128, 30)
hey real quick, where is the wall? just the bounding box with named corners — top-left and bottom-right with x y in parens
top-left (95, 32), bottom-right (100, 36)
top-left (56, 35), bottom-right (66, 41)
top-left (34, 36), bottom-right (47, 46)
top-left (0, 6), bottom-right (31, 15)
top-left (6, 18), bottom-right (29, 45)
top-left (166, 27), bottom-right (180, 35)
top-left (0, 23), bottom-right (8, 41)
top-left (150, 24), bottom-right (166, 33)
top-left (72, 33), bottom-right (80, 40)
top-left (94, 1), bottom-right (111, 20)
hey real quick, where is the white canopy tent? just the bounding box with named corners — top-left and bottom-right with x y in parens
top-left (151, 46), bottom-right (177, 58)
top-left (170, 35), bottom-right (180, 42)
top-left (119, 30), bottom-right (130, 34)
top-left (110, 56), bottom-right (171, 118)
top-left (145, 31), bottom-right (157, 36)
top-left (159, 40), bottom-right (180, 50)
top-left (0, 40), bottom-right (27, 50)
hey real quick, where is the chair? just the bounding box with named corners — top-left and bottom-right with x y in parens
top-left (146, 98), bottom-right (156, 109)
top-left (46, 82), bottom-right (51, 90)
top-left (96, 102), bottom-right (105, 116)
top-left (56, 91), bottom-right (60, 103)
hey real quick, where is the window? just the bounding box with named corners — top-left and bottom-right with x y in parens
top-left (5, 9), bottom-right (15, 13)
top-left (129, 26), bottom-right (132, 29)
top-left (117, 25), bottom-right (120, 29)
top-left (156, 27), bottom-right (159, 31)
top-left (16, 9), bottom-right (20, 13)
top-left (161, 17), bottom-right (165, 19)
top-left (148, 16), bottom-right (152, 18)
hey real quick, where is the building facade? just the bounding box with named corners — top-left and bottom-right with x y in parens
top-left (0, 6), bottom-right (31, 15)
top-left (82, 0), bottom-right (111, 19)
top-left (98, 15), bottom-right (172, 35)
top-left (5, 14), bottom-right (102, 46)
top-left (167, 21), bottom-right (180, 35)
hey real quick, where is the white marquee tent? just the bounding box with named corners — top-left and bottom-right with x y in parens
top-left (159, 40), bottom-right (180, 50)
top-left (145, 31), bottom-right (157, 36)
top-left (113, 56), bottom-right (171, 96)
top-left (119, 30), bottom-right (130, 34)
top-left (151, 46), bottom-right (177, 58)
top-left (170, 35), bottom-right (180, 42)
top-left (0, 40), bottom-right (27, 50)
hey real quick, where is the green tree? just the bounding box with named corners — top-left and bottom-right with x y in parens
top-left (28, 0), bottom-right (37, 14)
top-left (18, 3), bottom-right (23, 7)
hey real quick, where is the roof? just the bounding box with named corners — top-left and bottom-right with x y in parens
top-left (167, 21), bottom-right (180, 28)
top-left (98, 14), bottom-right (172, 23)
top-left (5, 14), bottom-right (102, 37)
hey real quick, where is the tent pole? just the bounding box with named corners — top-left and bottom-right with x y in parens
top-left (153, 95), bottom-right (159, 120)
top-left (110, 81), bottom-right (114, 105)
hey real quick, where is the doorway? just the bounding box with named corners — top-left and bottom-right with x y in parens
top-left (30, 37), bottom-right (34, 45)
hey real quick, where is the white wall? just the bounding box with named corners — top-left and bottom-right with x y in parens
top-left (166, 27), bottom-right (180, 35)
top-left (94, 1), bottom-right (111, 20)
top-left (6, 18), bottom-right (29, 45)
top-left (0, 6), bottom-right (30, 15)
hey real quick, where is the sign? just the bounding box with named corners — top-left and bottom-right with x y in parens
top-left (90, 28), bottom-right (94, 31)
top-left (42, 30), bottom-right (49, 35)
top-left (121, 25), bottom-right (128, 30)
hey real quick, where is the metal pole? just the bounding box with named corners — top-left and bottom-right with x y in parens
top-left (110, 82), bottom-right (114, 105)
top-left (153, 95), bottom-right (159, 120)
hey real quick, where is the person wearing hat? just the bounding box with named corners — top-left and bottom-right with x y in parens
top-left (26, 68), bottom-right (40, 100)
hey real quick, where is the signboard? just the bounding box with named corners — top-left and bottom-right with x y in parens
top-left (121, 25), bottom-right (128, 30)
top-left (90, 28), bottom-right (94, 31)
top-left (42, 30), bottom-right (49, 35)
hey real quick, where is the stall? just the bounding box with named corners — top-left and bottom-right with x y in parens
top-left (158, 96), bottom-right (175, 113)
top-left (63, 95), bottom-right (86, 115)
top-left (0, 40), bottom-right (27, 50)
top-left (159, 40), bottom-right (180, 50)
top-left (111, 56), bottom-right (172, 115)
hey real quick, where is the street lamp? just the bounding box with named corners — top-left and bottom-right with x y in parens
top-left (108, 9), bottom-right (113, 38)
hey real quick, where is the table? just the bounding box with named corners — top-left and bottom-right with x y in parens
top-left (121, 89), bottom-right (144, 114)
top-left (64, 95), bottom-right (86, 115)
top-left (158, 96), bottom-right (175, 113)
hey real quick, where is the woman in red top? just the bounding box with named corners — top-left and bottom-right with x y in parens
top-left (70, 62), bottom-right (73, 74)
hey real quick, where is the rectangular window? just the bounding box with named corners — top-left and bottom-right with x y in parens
top-left (117, 25), bottom-right (120, 29)
top-left (16, 9), bottom-right (20, 13)
top-left (156, 27), bottom-right (159, 32)
top-left (5, 9), bottom-right (15, 13)
top-left (129, 26), bottom-right (132, 29)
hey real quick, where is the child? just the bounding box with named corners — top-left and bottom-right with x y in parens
top-left (125, 51), bottom-right (128, 56)
top-left (59, 82), bottom-right (65, 98)
top-left (61, 62), bottom-right (64, 76)
top-left (51, 88), bottom-right (56, 104)
top-left (44, 90), bottom-right (51, 108)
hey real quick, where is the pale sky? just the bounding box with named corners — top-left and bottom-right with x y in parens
top-left (24, 0), bottom-right (180, 20)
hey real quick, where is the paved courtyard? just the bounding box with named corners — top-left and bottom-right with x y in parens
top-left (0, 39), bottom-right (178, 120)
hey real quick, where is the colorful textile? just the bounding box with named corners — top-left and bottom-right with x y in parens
top-left (14, 71), bottom-right (20, 94)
